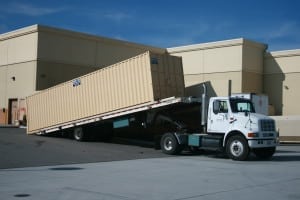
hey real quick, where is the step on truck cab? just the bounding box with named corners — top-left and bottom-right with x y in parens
top-left (160, 85), bottom-right (278, 161)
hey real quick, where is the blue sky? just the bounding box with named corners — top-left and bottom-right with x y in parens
top-left (0, 0), bottom-right (299, 51)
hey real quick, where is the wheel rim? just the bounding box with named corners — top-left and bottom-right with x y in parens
top-left (230, 140), bottom-right (244, 157)
top-left (163, 137), bottom-right (173, 151)
top-left (74, 128), bottom-right (83, 140)
top-left (36, 131), bottom-right (42, 136)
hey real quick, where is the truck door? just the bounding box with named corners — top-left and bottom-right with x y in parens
top-left (208, 99), bottom-right (230, 133)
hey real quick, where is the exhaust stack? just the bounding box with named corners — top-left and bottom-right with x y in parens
top-left (201, 83), bottom-right (207, 133)
top-left (228, 79), bottom-right (232, 97)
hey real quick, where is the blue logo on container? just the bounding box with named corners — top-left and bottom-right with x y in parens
top-left (72, 78), bottom-right (81, 87)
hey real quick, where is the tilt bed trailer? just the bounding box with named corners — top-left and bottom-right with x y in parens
top-left (29, 85), bottom-right (278, 161)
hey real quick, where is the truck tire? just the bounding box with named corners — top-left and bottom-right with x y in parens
top-left (35, 131), bottom-right (45, 136)
top-left (74, 127), bottom-right (85, 141)
top-left (226, 135), bottom-right (249, 161)
top-left (253, 147), bottom-right (276, 159)
top-left (160, 133), bottom-right (183, 155)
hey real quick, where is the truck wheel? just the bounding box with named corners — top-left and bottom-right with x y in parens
top-left (253, 147), bottom-right (276, 159)
top-left (74, 127), bottom-right (85, 141)
top-left (226, 135), bottom-right (249, 161)
top-left (160, 133), bottom-right (182, 155)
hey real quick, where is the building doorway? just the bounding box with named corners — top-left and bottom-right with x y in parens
top-left (8, 99), bottom-right (18, 125)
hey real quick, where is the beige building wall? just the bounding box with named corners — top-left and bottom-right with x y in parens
top-left (264, 50), bottom-right (300, 115)
top-left (242, 41), bottom-right (267, 93)
top-left (4, 62), bottom-right (37, 99)
top-left (183, 72), bottom-right (242, 97)
top-left (168, 39), bottom-right (266, 98)
top-left (35, 25), bottom-right (165, 90)
top-left (0, 30), bottom-right (38, 65)
top-left (0, 26), bottom-right (38, 123)
top-left (37, 25), bottom-right (165, 67)
top-left (36, 61), bottom-right (98, 90)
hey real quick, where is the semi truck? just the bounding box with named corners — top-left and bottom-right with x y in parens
top-left (26, 52), bottom-right (278, 161)
top-left (107, 84), bottom-right (278, 161)
top-left (159, 84), bottom-right (278, 161)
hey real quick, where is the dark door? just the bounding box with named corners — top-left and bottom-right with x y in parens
top-left (8, 99), bottom-right (18, 124)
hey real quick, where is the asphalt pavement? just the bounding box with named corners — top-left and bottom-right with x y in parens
top-left (1, 128), bottom-right (300, 200)
top-left (0, 128), bottom-right (169, 169)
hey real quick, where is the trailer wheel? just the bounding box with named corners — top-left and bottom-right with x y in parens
top-left (253, 147), bottom-right (276, 159)
top-left (74, 127), bottom-right (85, 141)
top-left (160, 133), bottom-right (182, 155)
top-left (226, 135), bottom-right (249, 161)
top-left (35, 131), bottom-right (45, 136)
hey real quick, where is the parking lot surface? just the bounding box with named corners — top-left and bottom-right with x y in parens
top-left (1, 128), bottom-right (300, 200)
top-left (0, 128), bottom-right (168, 169)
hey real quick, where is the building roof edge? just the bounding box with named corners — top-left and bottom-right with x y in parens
top-left (0, 24), bottom-right (39, 41)
top-left (167, 38), bottom-right (267, 53)
top-left (265, 49), bottom-right (300, 58)
top-left (0, 24), bottom-right (166, 53)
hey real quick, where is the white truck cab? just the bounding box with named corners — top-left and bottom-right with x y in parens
top-left (160, 96), bottom-right (278, 161)
top-left (208, 97), bottom-right (277, 144)
top-left (207, 96), bottom-right (277, 160)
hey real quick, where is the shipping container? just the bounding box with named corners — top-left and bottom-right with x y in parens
top-left (26, 51), bottom-right (185, 134)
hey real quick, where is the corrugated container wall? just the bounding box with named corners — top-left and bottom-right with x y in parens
top-left (26, 51), bottom-right (185, 134)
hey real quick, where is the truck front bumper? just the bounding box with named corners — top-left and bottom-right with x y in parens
top-left (248, 139), bottom-right (277, 148)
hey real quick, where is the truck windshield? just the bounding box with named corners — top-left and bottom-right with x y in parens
top-left (230, 98), bottom-right (255, 113)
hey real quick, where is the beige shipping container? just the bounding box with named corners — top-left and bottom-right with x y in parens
top-left (26, 51), bottom-right (185, 134)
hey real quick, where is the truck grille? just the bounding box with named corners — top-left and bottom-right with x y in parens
top-left (259, 119), bottom-right (275, 132)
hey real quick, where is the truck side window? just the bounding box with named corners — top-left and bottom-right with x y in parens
top-left (213, 100), bottom-right (228, 114)
top-left (219, 101), bottom-right (228, 113)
